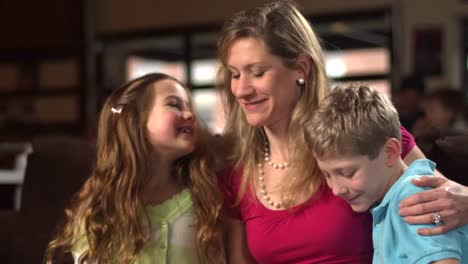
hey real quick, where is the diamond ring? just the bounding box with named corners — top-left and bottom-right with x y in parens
top-left (434, 211), bottom-right (442, 225)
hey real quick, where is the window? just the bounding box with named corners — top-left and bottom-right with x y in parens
top-left (100, 10), bottom-right (392, 134)
top-left (126, 56), bottom-right (186, 83)
top-left (326, 47), bottom-right (391, 96)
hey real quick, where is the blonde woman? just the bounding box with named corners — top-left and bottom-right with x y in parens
top-left (216, 1), bottom-right (468, 263)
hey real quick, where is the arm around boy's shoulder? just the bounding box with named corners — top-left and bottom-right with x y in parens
top-left (392, 159), bottom-right (437, 208)
top-left (415, 128), bottom-right (468, 185)
top-left (382, 163), bottom-right (466, 264)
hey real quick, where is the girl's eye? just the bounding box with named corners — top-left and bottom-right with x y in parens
top-left (168, 101), bottom-right (181, 109)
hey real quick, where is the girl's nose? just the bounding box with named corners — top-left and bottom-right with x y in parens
top-left (183, 110), bottom-right (195, 121)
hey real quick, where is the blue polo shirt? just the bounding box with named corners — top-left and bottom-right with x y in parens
top-left (371, 159), bottom-right (468, 264)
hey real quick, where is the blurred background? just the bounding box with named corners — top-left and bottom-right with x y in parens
top-left (1, 0), bottom-right (468, 263)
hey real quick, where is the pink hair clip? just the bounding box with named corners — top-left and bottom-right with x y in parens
top-left (111, 106), bottom-right (122, 114)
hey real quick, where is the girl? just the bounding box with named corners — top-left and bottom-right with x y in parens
top-left (45, 73), bottom-right (224, 263)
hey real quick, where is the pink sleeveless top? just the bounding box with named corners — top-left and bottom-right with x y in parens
top-left (220, 126), bottom-right (415, 264)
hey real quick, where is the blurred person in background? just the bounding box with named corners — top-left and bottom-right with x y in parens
top-left (413, 88), bottom-right (468, 137)
top-left (395, 74), bottom-right (426, 132)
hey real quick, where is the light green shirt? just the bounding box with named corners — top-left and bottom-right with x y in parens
top-left (73, 189), bottom-right (200, 263)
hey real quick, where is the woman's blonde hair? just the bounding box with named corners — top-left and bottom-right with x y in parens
top-left (45, 73), bottom-right (224, 263)
top-left (216, 0), bottom-right (330, 207)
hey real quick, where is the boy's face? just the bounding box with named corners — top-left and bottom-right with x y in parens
top-left (315, 148), bottom-right (393, 212)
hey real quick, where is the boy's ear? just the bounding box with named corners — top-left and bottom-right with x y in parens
top-left (384, 138), bottom-right (401, 167)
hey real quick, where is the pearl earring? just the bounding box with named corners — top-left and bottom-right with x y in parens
top-left (296, 78), bottom-right (305, 86)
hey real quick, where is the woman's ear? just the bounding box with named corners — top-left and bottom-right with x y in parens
top-left (296, 54), bottom-right (312, 79)
top-left (384, 138), bottom-right (401, 167)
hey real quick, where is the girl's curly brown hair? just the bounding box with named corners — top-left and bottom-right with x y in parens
top-left (44, 73), bottom-right (224, 263)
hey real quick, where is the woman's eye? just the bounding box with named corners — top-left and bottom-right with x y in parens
top-left (253, 71), bottom-right (264, 77)
top-left (231, 73), bottom-right (240, 79)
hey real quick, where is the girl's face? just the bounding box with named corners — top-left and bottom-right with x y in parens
top-left (227, 37), bottom-right (303, 129)
top-left (146, 79), bottom-right (197, 160)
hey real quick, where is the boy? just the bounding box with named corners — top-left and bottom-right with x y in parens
top-left (307, 84), bottom-right (467, 264)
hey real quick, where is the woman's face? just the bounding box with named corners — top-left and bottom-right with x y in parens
top-left (227, 37), bottom-right (303, 129)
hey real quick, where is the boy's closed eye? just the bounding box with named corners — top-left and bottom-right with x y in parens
top-left (320, 168), bottom-right (356, 179)
top-left (340, 169), bottom-right (356, 178)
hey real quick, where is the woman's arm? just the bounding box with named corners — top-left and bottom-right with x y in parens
top-left (399, 145), bottom-right (468, 235)
top-left (403, 145), bottom-right (444, 177)
top-left (225, 216), bottom-right (256, 264)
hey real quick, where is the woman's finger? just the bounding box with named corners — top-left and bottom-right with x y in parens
top-left (416, 213), bottom-right (461, 236)
top-left (402, 213), bottom-right (435, 225)
top-left (410, 175), bottom-right (447, 188)
top-left (404, 208), bottom-right (461, 236)
top-left (399, 189), bottom-right (440, 215)
top-left (417, 224), bottom-right (453, 236)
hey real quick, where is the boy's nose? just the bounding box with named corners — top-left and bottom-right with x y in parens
top-left (332, 186), bottom-right (346, 197)
top-left (330, 181), bottom-right (347, 197)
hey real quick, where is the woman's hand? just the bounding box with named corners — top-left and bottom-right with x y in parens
top-left (399, 176), bottom-right (468, 235)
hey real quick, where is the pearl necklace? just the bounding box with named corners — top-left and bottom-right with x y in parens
top-left (263, 141), bottom-right (290, 169)
top-left (257, 163), bottom-right (283, 208)
top-left (257, 140), bottom-right (289, 208)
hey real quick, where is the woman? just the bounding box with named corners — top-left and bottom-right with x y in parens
top-left (216, 1), bottom-right (468, 263)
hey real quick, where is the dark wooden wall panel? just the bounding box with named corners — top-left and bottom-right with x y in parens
top-left (0, 0), bottom-right (81, 50)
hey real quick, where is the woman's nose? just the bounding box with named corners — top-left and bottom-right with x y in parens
top-left (232, 76), bottom-right (254, 99)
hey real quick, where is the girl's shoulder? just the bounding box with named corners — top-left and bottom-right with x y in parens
top-left (145, 188), bottom-right (193, 221)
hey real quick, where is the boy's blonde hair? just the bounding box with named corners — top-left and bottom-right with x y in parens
top-left (308, 84), bottom-right (401, 160)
